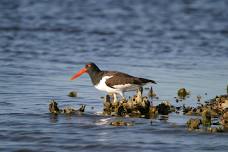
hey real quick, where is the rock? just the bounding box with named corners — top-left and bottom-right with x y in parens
top-left (202, 109), bottom-right (211, 127)
top-left (101, 87), bottom-right (155, 117)
top-left (103, 95), bottom-right (112, 115)
top-left (186, 118), bottom-right (201, 129)
top-left (206, 95), bottom-right (228, 114)
top-left (137, 97), bottom-right (150, 115)
top-left (183, 105), bottom-right (219, 117)
top-left (216, 95), bottom-right (228, 110)
top-left (63, 107), bottom-right (76, 114)
top-left (183, 106), bottom-right (192, 114)
top-left (221, 100), bottom-right (228, 109)
top-left (124, 99), bottom-right (134, 113)
top-left (146, 106), bottom-right (158, 118)
top-left (112, 101), bottom-right (120, 113)
top-left (186, 107), bottom-right (203, 116)
top-left (207, 127), bottom-right (214, 133)
top-left (63, 105), bottom-right (86, 115)
top-left (48, 100), bottom-right (85, 115)
top-left (117, 105), bottom-right (127, 116)
top-left (186, 117), bottom-right (224, 133)
top-left (78, 105), bottom-right (86, 112)
top-left (157, 101), bottom-right (171, 115)
top-left (213, 127), bottom-right (224, 133)
top-left (177, 88), bottom-right (189, 99)
top-left (49, 100), bottom-right (61, 114)
top-left (206, 108), bottom-right (219, 117)
top-left (206, 127), bottom-right (223, 133)
top-left (68, 91), bottom-right (77, 97)
top-left (220, 110), bottom-right (228, 129)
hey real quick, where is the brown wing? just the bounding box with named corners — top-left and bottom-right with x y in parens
top-left (104, 71), bottom-right (156, 88)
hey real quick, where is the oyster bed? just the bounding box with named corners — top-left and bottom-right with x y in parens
top-left (49, 87), bottom-right (228, 132)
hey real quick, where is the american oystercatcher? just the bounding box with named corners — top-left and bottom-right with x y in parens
top-left (70, 63), bottom-right (156, 102)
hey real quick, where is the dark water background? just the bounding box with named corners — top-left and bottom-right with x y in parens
top-left (1, 0), bottom-right (228, 151)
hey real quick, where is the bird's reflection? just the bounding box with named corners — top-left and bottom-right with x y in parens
top-left (49, 113), bottom-right (59, 123)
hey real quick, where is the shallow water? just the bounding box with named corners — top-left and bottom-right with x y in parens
top-left (1, 0), bottom-right (228, 151)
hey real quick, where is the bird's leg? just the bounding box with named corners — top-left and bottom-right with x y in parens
top-left (119, 92), bottom-right (126, 102)
top-left (113, 93), bottom-right (118, 103)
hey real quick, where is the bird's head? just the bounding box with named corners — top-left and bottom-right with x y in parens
top-left (70, 62), bottom-right (100, 80)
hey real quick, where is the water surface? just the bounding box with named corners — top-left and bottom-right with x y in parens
top-left (1, 0), bottom-right (228, 151)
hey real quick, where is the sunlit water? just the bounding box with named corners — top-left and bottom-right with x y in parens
top-left (1, 0), bottom-right (228, 151)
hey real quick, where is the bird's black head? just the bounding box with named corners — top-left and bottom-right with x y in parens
top-left (84, 62), bottom-right (102, 85)
top-left (70, 62), bottom-right (102, 85)
top-left (85, 62), bottom-right (101, 74)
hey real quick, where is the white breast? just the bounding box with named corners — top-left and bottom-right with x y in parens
top-left (95, 76), bottom-right (117, 93)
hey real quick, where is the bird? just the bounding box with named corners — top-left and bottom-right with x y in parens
top-left (70, 62), bottom-right (156, 103)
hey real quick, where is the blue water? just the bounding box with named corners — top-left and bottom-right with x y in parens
top-left (1, 0), bottom-right (228, 151)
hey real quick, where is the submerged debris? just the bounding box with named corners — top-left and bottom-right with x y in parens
top-left (110, 120), bottom-right (134, 126)
top-left (207, 127), bottom-right (224, 133)
top-left (68, 91), bottom-right (78, 97)
top-left (49, 100), bottom-right (85, 115)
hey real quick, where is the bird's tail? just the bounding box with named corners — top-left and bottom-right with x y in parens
top-left (139, 78), bottom-right (157, 84)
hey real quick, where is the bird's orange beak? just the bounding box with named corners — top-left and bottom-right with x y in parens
top-left (70, 68), bottom-right (87, 80)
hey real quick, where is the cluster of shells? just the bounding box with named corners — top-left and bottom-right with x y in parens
top-left (48, 86), bottom-right (228, 131)
top-left (49, 99), bottom-right (85, 115)
top-left (184, 94), bottom-right (228, 132)
top-left (103, 87), bottom-right (172, 118)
